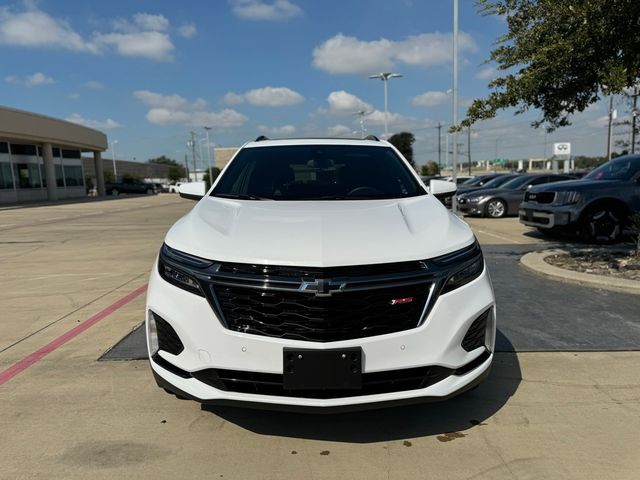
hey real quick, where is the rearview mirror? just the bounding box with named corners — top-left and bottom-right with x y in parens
top-left (179, 182), bottom-right (206, 201)
top-left (429, 179), bottom-right (457, 201)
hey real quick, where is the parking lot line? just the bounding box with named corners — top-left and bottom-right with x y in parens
top-left (474, 228), bottom-right (524, 244)
top-left (0, 284), bottom-right (147, 386)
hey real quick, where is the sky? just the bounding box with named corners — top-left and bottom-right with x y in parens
top-left (0, 0), bottom-right (630, 168)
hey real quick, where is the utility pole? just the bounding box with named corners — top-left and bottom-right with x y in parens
top-left (204, 127), bottom-right (213, 186)
top-left (188, 131), bottom-right (198, 182)
top-left (184, 154), bottom-right (189, 182)
top-left (607, 96), bottom-right (614, 161)
top-left (437, 122), bottom-right (442, 169)
top-left (467, 126), bottom-right (471, 175)
top-left (631, 86), bottom-right (639, 154)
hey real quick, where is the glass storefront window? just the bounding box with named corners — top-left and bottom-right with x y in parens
top-left (0, 162), bottom-right (14, 189)
top-left (55, 164), bottom-right (64, 187)
top-left (16, 163), bottom-right (41, 188)
top-left (64, 165), bottom-right (84, 187)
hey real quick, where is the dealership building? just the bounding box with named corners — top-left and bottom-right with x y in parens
top-left (0, 105), bottom-right (108, 205)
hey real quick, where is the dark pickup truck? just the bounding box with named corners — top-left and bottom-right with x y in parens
top-left (106, 178), bottom-right (157, 196)
top-left (519, 155), bottom-right (640, 242)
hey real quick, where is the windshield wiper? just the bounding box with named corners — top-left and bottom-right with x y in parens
top-left (213, 193), bottom-right (270, 200)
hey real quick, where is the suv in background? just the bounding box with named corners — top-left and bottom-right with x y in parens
top-left (146, 137), bottom-right (496, 411)
top-left (520, 155), bottom-right (640, 242)
top-left (106, 177), bottom-right (156, 196)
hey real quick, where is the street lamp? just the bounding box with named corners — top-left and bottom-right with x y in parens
top-left (203, 127), bottom-right (213, 185)
top-left (110, 139), bottom-right (118, 179)
top-left (368, 72), bottom-right (402, 138)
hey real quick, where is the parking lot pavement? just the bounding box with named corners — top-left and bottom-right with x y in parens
top-left (465, 216), bottom-right (546, 245)
top-left (1, 196), bottom-right (639, 479)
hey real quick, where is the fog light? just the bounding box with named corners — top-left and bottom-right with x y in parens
top-left (147, 311), bottom-right (159, 355)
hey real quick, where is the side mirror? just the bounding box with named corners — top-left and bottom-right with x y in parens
top-left (429, 179), bottom-right (457, 201)
top-left (179, 181), bottom-right (206, 201)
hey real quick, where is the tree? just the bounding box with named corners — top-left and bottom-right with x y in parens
top-left (420, 161), bottom-right (440, 176)
top-left (388, 132), bottom-right (416, 166)
top-left (148, 155), bottom-right (179, 166)
top-left (464, 0), bottom-right (640, 130)
top-left (203, 167), bottom-right (221, 189)
top-left (167, 165), bottom-right (185, 183)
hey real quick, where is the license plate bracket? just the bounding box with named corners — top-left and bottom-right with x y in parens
top-left (283, 347), bottom-right (362, 390)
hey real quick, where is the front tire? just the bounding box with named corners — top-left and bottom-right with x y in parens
top-left (485, 199), bottom-right (507, 218)
top-left (580, 206), bottom-right (624, 243)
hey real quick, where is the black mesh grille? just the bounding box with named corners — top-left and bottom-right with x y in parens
top-left (461, 309), bottom-right (490, 352)
top-left (191, 365), bottom-right (452, 398)
top-left (212, 282), bottom-right (432, 342)
top-left (154, 313), bottom-right (184, 355)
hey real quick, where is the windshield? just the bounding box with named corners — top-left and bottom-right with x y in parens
top-left (585, 157), bottom-right (640, 181)
top-left (500, 175), bottom-right (538, 190)
top-left (481, 174), bottom-right (518, 189)
top-left (211, 145), bottom-right (425, 200)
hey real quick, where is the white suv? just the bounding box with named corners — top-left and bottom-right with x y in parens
top-left (146, 137), bottom-right (496, 411)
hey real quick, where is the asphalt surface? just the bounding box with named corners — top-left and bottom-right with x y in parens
top-left (101, 242), bottom-right (640, 361)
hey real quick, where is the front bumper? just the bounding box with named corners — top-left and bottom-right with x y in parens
top-left (457, 198), bottom-right (485, 216)
top-left (146, 260), bottom-right (496, 410)
top-left (519, 202), bottom-right (576, 228)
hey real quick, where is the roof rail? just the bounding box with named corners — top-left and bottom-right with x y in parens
top-left (254, 135), bottom-right (269, 142)
top-left (364, 135), bottom-right (380, 141)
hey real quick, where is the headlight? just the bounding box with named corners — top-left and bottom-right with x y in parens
top-left (158, 243), bottom-right (211, 296)
top-left (432, 241), bottom-right (485, 294)
top-left (468, 196), bottom-right (485, 203)
top-left (553, 191), bottom-right (580, 205)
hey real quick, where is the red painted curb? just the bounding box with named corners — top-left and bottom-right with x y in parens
top-left (0, 284), bottom-right (148, 386)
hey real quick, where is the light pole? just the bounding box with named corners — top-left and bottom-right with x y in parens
top-left (204, 127), bottom-right (213, 186)
top-left (451, 0), bottom-right (459, 212)
top-left (110, 139), bottom-right (118, 179)
top-left (368, 72), bottom-right (402, 138)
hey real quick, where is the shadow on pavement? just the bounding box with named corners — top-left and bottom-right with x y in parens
top-left (204, 330), bottom-right (521, 443)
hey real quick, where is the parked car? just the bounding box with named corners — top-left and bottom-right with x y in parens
top-left (456, 173), bottom-right (520, 196)
top-left (443, 175), bottom-right (474, 185)
top-left (106, 177), bottom-right (156, 196)
top-left (168, 182), bottom-right (183, 193)
top-left (443, 173), bottom-right (504, 208)
top-left (147, 137), bottom-right (496, 411)
top-left (458, 174), bottom-right (575, 218)
top-left (154, 183), bottom-right (169, 193)
top-left (520, 155), bottom-right (640, 242)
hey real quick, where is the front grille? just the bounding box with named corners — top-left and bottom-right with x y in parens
top-left (153, 313), bottom-right (184, 355)
top-left (191, 364), bottom-right (452, 398)
top-left (159, 242), bottom-right (483, 343)
top-left (525, 191), bottom-right (555, 204)
top-left (213, 282), bottom-right (433, 342)
top-left (461, 309), bottom-right (491, 352)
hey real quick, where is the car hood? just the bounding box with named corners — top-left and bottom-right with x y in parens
top-left (529, 178), bottom-right (619, 192)
top-left (164, 195), bottom-right (474, 266)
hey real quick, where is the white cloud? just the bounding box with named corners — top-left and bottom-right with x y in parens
top-left (66, 113), bottom-right (121, 130)
top-left (134, 90), bottom-right (247, 128)
top-left (326, 90), bottom-right (372, 114)
top-left (222, 92), bottom-right (245, 105)
top-left (476, 66), bottom-right (498, 80)
top-left (313, 32), bottom-right (478, 75)
top-left (133, 13), bottom-right (170, 31)
top-left (223, 86), bottom-right (304, 107)
top-left (0, 5), bottom-right (98, 53)
top-left (94, 31), bottom-right (174, 62)
top-left (0, 5), bottom-right (182, 61)
top-left (412, 90), bottom-right (449, 107)
top-left (177, 23), bottom-right (197, 38)
top-left (327, 124), bottom-right (352, 136)
top-left (258, 124), bottom-right (297, 136)
top-left (5, 72), bottom-right (54, 87)
top-left (230, 0), bottom-right (302, 21)
top-left (82, 80), bottom-right (104, 90)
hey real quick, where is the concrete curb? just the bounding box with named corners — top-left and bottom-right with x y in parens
top-left (520, 249), bottom-right (640, 295)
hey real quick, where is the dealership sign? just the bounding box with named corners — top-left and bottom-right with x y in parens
top-left (553, 142), bottom-right (571, 156)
